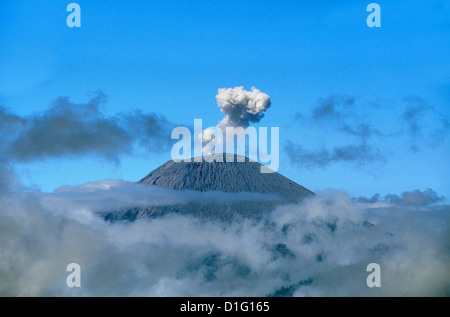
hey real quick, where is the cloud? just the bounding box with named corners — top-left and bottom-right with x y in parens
top-left (341, 123), bottom-right (383, 140)
top-left (284, 140), bottom-right (384, 169)
top-left (0, 107), bottom-right (26, 157)
top-left (40, 179), bottom-right (281, 219)
top-left (286, 95), bottom-right (385, 168)
top-left (0, 91), bottom-right (174, 163)
top-left (0, 165), bottom-right (23, 193)
top-left (0, 182), bottom-right (448, 296)
top-left (311, 95), bottom-right (355, 120)
top-left (122, 110), bottom-right (173, 151)
top-left (356, 188), bottom-right (445, 207)
top-left (0, 106), bottom-right (26, 129)
top-left (311, 95), bottom-right (383, 143)
top-left (401, 97), bottom-right (450, 151)
top-left (287, 94), bottom-right (450, 169)
top-left (385, 188), bottom-right (445, 207)
top-left (402, 97), bottom-right (429, 136)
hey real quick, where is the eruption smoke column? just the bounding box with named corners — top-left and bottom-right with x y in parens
top-left (202, 86), bottom-right (271, 144)
top-left (216, 86), bottom-right (271, 130)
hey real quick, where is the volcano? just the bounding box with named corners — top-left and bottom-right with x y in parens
top-left (105, 153), bottom-right (313, 222)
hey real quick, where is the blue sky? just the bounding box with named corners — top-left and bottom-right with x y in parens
top-left (1, 0), bottom-right (449, 199)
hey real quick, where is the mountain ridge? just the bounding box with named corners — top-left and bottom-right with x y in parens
top-left (138, 153), bottom-right (313, 201)
top-left (104, 153), bottom-right (313, 222)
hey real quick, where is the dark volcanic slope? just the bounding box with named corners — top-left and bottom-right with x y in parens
top-left (104, 154), bottom-right (313, 222)
top-left (138, 153), bottom-right (313, 202)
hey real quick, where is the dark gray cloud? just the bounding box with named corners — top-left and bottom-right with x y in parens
top-left (402, 97), bottom-right (429, 136)
top-left (287, 94), bottom-right (449, 169)
top-left (0, 107), bottom-right (26, 156)
top-left (356, 188), bottom-right (445, 207)
top-left (312, 95), bottom-right (382, 141)
top-left (0, 182), bottom-right (448, 296)
top-left (0, 165), bottom-right (23, 193)
top-left (286, 95), bottom-right (386, 168)
top-left (122, 110), bottom-right (173, 151)
top-left (355, 193), bottom-right (381, 204)
top-left (341, 123), bottom-right (383, 140)
top-left (0, 91), bottom-right (174, 163)
top-left (385, 188), bottom-right (445, 207)
top-left (311, 95), bottom-right (355, 120)
top-left (284, 141), bottom-right (384, 168)
top-left (0, 106), bottom-right (26, 127)
top-left (401, 97), bottom-right (450, 151)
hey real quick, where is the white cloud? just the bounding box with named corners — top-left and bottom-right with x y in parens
top-left (0, 183), bottom-right (448, 296)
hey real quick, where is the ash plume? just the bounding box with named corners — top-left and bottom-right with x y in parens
top-left (201, 86), bottom-right (271, 144)
top-left (216, 86), bottom-right (271, 130)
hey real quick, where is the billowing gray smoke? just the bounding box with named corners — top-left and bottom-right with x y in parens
top-left (201, 87), bottom-right (271, 144)
top-left (216, 86), bottom-right (271, 130)
top-left (0, 180), bottom-right (448, 296)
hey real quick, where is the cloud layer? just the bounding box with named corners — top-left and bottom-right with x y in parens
top-left (0, 180), bottom-right (448, 296)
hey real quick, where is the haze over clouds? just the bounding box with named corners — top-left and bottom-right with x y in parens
top-left (0, 179), bottom-right (448, 296)
top-left (43, 179), bottom-right (281, 217)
